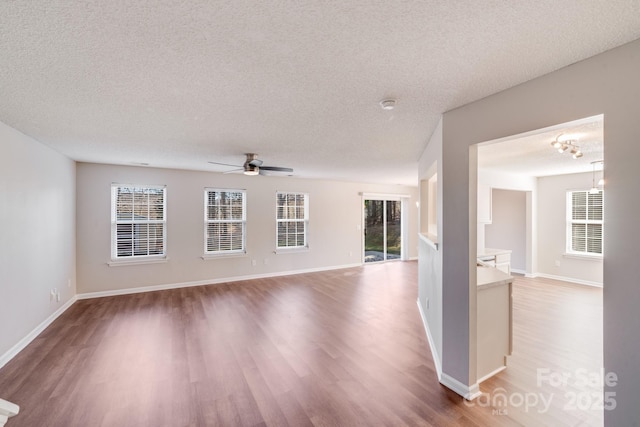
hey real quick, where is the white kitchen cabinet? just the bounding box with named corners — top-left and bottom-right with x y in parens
top-left (477, 266), bottom-right (513, 382)
top-left (478, 248), bottom-right (511, 275)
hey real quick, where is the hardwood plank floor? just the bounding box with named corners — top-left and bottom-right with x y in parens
top-left (0, 263), bottom-right (602, 426)
top-left (482, 275), bottom-right (603, 427)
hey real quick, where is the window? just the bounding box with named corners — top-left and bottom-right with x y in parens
top-left (567, 190), bottom-right (603, 256)
top-left (276, 192), bottom-right (308, 249)
top-left (205, 189), bottom-right (246, 254)
top-left (111, 184), bottom-right (166, 260)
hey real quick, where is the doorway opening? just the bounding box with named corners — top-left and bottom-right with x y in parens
top-left (363, 198), bottom-right (402, 263)
top-left (472, 114), bottom-right (604, 425)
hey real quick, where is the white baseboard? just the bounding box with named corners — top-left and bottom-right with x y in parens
top-left (440, 372), bottom-right (481, 401)
top-left (0, 262), bottom-right (369, 368)
top-left (415, 299), bottom-right (482, 400)
top-left (477, 365), bottom-right (507, 384)
top-left (527, 272), bottom-right (603, 288)
top-left (0, 398), bottom-right (20, 426)
top-left (513, 270), bottom-right (601, 287)
top-left (416, 299), bottom-right (442, 380)
top-left (0, 296), bottom-right (78, 370)
top-left (77, 262), bottom-right (364, 300)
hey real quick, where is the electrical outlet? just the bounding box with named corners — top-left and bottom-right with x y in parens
top-left (263, 258), bottom-right (268, 265)
top-left (251, 259), bottom-right (257, 267)
top-left (555, 260), bottom-right (561, 267)
top-left (68, 279), bottom-right (71, 288)
top-left (349, 251), bottom-right (353, 257)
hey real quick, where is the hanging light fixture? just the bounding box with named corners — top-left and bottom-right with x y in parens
top-left (551, 134), bottom-right (582, 158)
top-left (590, 160), bottom-right (604, 194)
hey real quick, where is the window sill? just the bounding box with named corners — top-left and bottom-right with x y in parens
top-left (563, 253), bottom-right (603, 261)
top-left (108, 256), bottom-right (168, 267)
top-left (275, 246), bottom-right (310, 255)
top-left (201, 252), bottom-right (247, 260)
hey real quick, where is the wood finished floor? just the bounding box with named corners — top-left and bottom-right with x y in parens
top-left (482, 275), bottom-right (603, 426)
top-left (0, 262), bottom-right (602, 426)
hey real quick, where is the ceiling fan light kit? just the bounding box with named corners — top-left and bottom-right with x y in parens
top-left (243, 153), bottom-right (262, 175)
top-left (243, 166), bottom-right (259, 176)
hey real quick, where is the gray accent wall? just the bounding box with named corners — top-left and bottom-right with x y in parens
top-left (485, 189), bottom-right (526, 271)
top-left (428, 38), bottom-right (640, 424)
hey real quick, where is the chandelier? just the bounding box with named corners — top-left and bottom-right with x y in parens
top-left (550, 134), bottom-right (583, 159)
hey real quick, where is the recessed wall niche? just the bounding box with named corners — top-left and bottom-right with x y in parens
top-left (420, 170), bottom-right (438, 239)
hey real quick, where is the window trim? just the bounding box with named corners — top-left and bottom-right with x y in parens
top-left (275, 191), bottom-right (309, 252)
top-left (562, 252), bottom-right (603, 261)
top-left (110, 184), bottom-right (167, 264)
top-left (108, 257), bottom-right (169, 267)
top-left (566, 189), bottom-right (603, 257)
top-left (204, 188), bottom-right (247, 256)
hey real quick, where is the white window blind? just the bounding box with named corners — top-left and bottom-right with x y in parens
top-left (111, 184), bottom-right (166, 259)
top-left (276, 192), bottom-right (308, 249)
top-left (567, 190), bottom-right (603, 255)
top-left (205, 189), bottom-right (246, 254)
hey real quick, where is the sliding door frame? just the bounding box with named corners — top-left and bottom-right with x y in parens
top-left (361, 193), bottom-right (410, 264)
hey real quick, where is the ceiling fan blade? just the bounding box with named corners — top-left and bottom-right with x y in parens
top-left (223, 168), bottom-right (244, 174)
top-left (259, 166), bottom-right (293, 173)
top-left (248, 159), bottom-right (263, 167)
top-left (208, 161), bottom-right (242, 167)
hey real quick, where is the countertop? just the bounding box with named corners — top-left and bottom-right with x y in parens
top-left (477, 266), bottom-right (513, 289)
top-left (478, 248), bottom-right (512, 258)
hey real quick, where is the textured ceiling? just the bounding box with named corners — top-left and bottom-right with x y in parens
top-left (478, 116), bottom-right (604, 177)
top-left (1, 2), bottom-right (638, 185)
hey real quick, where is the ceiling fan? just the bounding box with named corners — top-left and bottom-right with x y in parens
top-left (208, 153), bottom-right (293, 176)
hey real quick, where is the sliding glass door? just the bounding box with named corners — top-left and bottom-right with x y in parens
top-left (386, 200), bottom-right (401, 259)
top-left (364, 198), bottom-right (402, 263)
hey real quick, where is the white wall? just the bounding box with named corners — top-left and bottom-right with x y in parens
top-left (536, 172), bottom-right (603, 285)
top-left (485, 189), bottom-right (527, 271)
top-left (478, 170), bottom-right (537, 192)
top-left (417, 118), bottom-right (443, 373)
top-left (76, 162), bottom-right (418, 294)
top-left (0, 121), bottom-right (76, 360)
top-left (434, 38), bottom-right (640, 424)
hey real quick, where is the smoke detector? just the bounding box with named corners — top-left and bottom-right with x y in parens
top-left (380, 99), bottom-right (396, 110)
